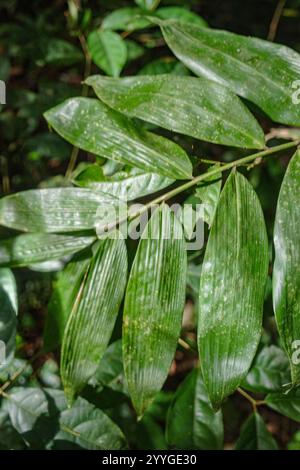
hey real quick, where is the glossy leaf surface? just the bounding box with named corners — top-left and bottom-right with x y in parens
top-left (0, 233), bottom-right (95, 267)
top-left (61, 237), bottom-right (127, 404)
top-left (44, 98), bottom-right (192, 179)
top-left (157, 19), bottom-right (300, 126)
top-left (235, 413), bottom-right (278, 450)
top-left (198, 171), bottom-right (269, 409)
top-left (0, 188), bottom-right (117, 233)
top-left (123, 204), bottom-right (186, 416)
top-left (86, 75), bottom-right (264, 149)
top-left (166, 367), bottom-right (223, 449)
top-left (273, 149), bottom-right (300, 385)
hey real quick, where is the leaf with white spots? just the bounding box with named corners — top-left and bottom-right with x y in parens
top-left (61, 237), bottom-right (127, 404)
top-left (123, 204), bottom-right (187, 416)
top-left (198, 171), bottom-right (269, 410)
top-left (273, 149), bottom-right (300, 386)
top-left (156, 19), bottom-right (300, 126)
top-left (86, 75), bottom-right (264, 149)
top-left (0, 188), bottom-right (118, 233)
top-left (44, 97), bottom-right (192, 180)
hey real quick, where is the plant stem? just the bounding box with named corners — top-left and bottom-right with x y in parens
top-left (127, 140), bottom-right (299, 221)
top-left (237, 387), bottom-right (260, 412)
top-left (268, 0), bottom-right (286, 42)
top-left (65, 33), bottom-right (92, 179)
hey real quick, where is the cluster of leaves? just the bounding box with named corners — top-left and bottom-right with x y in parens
top-left (1, 0), bottom-right (300, 450)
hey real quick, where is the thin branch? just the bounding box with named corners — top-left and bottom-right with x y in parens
top-left (65, 33), bottom-right (92, 178)
top-left (268, 0), bottom-right (286, 41)
top-left (99, 140), bottom-right (299, 236)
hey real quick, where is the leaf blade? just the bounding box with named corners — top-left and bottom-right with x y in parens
top-left (61, 236), bottom-right (127, 404)
top-left (158, 19), bottom-right (300, 126)
top-left (273, 149), bottom-right (300, 385)
top-left (123, 204), bottom-right (187, 416)
top-left (198, 171), bottom-right (269, 409)
top-left (86, 75), bottom-right (264, 149)
top-left (44, 97), bottom-right (192, 180)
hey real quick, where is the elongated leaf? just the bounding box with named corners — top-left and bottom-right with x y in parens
top-left (87, 30), bottom-right (127, 77)
top-left (157, 19), bottom-right (300, 126)
top-left (123, 204), bottom-right (187, 416)
top-left (273, 150), bottom-right (300, 385)
top-left (166, 367), bottom-right (223, 450)
top-left (266, 388), bottom-right (300, 422)
top-left (0, 233), bottom-right (95, 267)
top-left (86, 75), bottom-right (264, 149)
top-left (235, 413), bottom-right (278, 450)
top-left (0, 188), bottom-right (117, 233)
top-left (44, 98), bottom-right (192, 179)
top-left (243, 346), bottom-right (290, 394)
top-left (43, 251), bottom-right (91, 352)
top-left (198, 171), bottom-right (268, 410)
top-left (195, 165), bottom-right (222, 226)
top-left (74, 165), bottom-right (173, 201)
top-left (0, 269), bottom-right (17, 364)
top-left (61, 236), bottom-right (127, 404)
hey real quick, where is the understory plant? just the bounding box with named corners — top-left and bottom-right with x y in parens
top-left (0, 0), bottom-right (300, 450)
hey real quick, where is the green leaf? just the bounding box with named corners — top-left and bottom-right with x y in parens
top-left (138, 58), bottom-right (190, 76)
top-left (235, 413), bottom-right (278, 450)
top-left (0, 188), bottom-right (117, 233)
top-left (195, 165), bottom-right (222, 226)
top-left (43, 251), bottom-right (91, 352)
top-left (61, 237), bottom-right (127, 404)
top-left (44, 97), bottom-right (192, 180)
top-left (0, 409), bottom-right (25, 449)
top-left (88, 340), bottom-right (127, 395)
top-left (135, 0), bottom-right (160, 11)
top-left (166, 367), bottom-right (223, 450)
top-left (53, 395), bottom-right (127, 450)
top-left (125, 40), bottom-right (145, 62)
top-left (102, 7), bottom-right (150, 32)
top-left (123, 204), bottom-right (187, 416)
top-left (36, 38), bottom-right (82, 66)
top-left (87, 30), bottom-right (127, 77)
top-left (157, 19), bottom-right (300, 126)
top-left (0, 233), bottom-right (95, 267)
top-left (86, 75), bottom-right (264, 149)
top-left (273, 149), bottom-right (300, 385)
top-left (266, 388), bottom-right (300, 423)
top-left (0, 268), bottom-right (17, 363)
top-left (156, 7), bottom-right (208, 27)
top-left (242, 346), bottom-right (290, 394)
top-left (198, 171), bottom-right (269, 410)
top-left (74, 165), bottom-right (173, 201)
top-left (3, 387), bottom-right (126, 450)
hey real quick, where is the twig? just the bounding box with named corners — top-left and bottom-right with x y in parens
top-left (65, 33), bottom-right (92, 178)
top-left (268, 0), bottom-right (286, 41)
